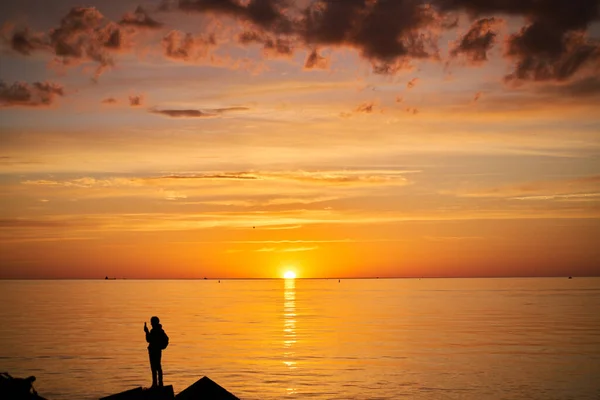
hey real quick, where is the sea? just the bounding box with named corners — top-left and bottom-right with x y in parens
top-left (1, 278), bottom-right (599, 400)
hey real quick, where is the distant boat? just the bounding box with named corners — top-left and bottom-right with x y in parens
top-left (568, 276), bottom-right (573, 279)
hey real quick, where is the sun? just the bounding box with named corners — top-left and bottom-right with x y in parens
top-left (283, 271), bottom-right (297, 279)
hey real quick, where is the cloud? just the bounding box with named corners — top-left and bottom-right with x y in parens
top-left (238, 30), bottom-right (294, 57)
top-left (2, 7), bottom-right (128, 79)
top-left (452, 175), bottom-right (600, 198)
top-left (48, 7), bottom-right (127, 79)
top-left (162, 30), bottom-right (216, 61)
top-left (0, 80), bottom-right (64, 107)
top-left (149, 106), bottom-right (249, 118)
top-left (101, 97), bottom-right (118, 104)
top-left (119, 6), bottom-right (164, 29)
top-left (255, 247), bottom-right (276, 252)
top-left (151, 109), bottom-right (215, 118)
top-left (147, 173), bottom-right (259, 181)
top-left (440, 0), bottom-right (600, 82)
top-left (21, 169), bottom-right (413, 190)
top-left (511, 193), bottom-right (600, 201)
top-left (304, 49), bottom-right (329, 69)
top-left (129, 95), bottom-right (143, 106)
top-left (450, 17), bottom-right (501, 64)
top-left (301, 0), bottom-right (440, 68)
top-left (3, 27), bottom-right (49, 55)
top-left (179, 0), bottom-right (292, 33)
top-left (254, 246), bottom-right (318, 252)
top-left (356, 102), bottom-right (376, 114)
top-left (0, 218), bottom-right (69, 228)
top-left (406, 77), bottom-right (419, 89)
top-left (340, 101), bottom-right (382, 117)
top-left (539, 76), bottom-right (600, 97)
top-left (175, 0), bottom-right (441, 73)
top-left (152, 170), bottom-right (411, 186)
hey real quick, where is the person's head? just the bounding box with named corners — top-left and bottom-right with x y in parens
top-left (150, 316), bottom-right (160, 327)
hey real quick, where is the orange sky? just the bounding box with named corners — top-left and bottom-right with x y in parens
top-left (1, 0), bottom-right (599, 278)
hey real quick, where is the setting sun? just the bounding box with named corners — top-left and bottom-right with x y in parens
top-left (283, 271), bottom-right (297, 279)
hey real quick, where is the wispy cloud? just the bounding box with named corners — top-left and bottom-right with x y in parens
top-left (451, 175), bottom-right (600, 199)
top-left (22, 169), bottom-right (414, 189)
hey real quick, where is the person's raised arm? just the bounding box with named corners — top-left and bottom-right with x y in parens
top-left (144, 322), bottom-right (151, 342)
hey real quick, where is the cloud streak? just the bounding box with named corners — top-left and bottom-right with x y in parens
top-left (149, 106), bottom-right (249, 118)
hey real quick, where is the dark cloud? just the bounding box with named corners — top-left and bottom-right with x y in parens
top-left (2, 7), bottom-right (128, 79)
top-left (177, 0), bottom-right (440, 72)
top-left (157, 0), bottom-right (177, 12)
top-left (407, 77), bottom-right (419, 89)
top-left (439, 0), bottom-right (600, 81)
top-left (151, 109), bottom-right (213, 118)
top-left (301, 0), bottom-right (440, 67)
top-left (506, 28), bottom-right (600, 82)
top-left (129, 95), bottom-right (143, 106)
top-left (179, 0), bottom-right (292, 33)
top-left (5, 27), bottom-right (50, 55)
top-left (119, 6), bottom-right (164, 29)
top-left (540, 76), bottom-right (600, 97)
top-left (48, 7), bottom-right (126, 79)
top-left (238, 30), bottom-right (294, 57)
top-left (450, 17), bottom-right (501, 64)
top-left (3, 0), bottom-right (599, 84)
top-left (473, 91), bottom-right (482, 102)
top-left (162, 30), bottom-right (216, 61)
top-left (304, 49), bottom-right (329, 69)
top-left (101, 97), bottom-right (118, 104)
top-left (0, 80), bottom-right (64, 107)
top-left (150, 106), bottom-right (248, 118)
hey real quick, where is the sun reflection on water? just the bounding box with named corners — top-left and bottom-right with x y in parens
top-left (283, 278), bottom-right (297, 371)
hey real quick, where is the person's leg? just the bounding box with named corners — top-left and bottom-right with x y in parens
top-left (149, 351), bottom-right (158, 387)
top-left (157, 351), bottom-right (163, 386)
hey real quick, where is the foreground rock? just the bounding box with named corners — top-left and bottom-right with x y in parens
top-left (99, 377), bottom-right (239, 400)
top-left (100, 385), bottom-right (175, 400)
top-left (175, 377), bottom-right (239, 400)
top-left (0, 373), bottom-right (47, 400)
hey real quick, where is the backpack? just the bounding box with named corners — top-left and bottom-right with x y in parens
top-left (159, 330), bottom-right (169, 350)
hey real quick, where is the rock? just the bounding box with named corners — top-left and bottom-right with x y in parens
top-left (175, 377), bottom-right (239, 400)
top-left (100, 386), bottom-right (174, 400)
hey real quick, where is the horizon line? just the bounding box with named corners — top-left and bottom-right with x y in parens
top-left (0, 275), bottom-right (596, 281)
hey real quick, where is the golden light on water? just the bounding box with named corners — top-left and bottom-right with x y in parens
top-left (283, 271), bottom-right (297, 279)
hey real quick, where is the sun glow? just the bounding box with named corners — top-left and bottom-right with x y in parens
top-left (283, 271), bottom-right (297, 279)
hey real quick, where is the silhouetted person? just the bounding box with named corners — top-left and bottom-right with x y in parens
top-left (144, 316), bottom-right (169, 387)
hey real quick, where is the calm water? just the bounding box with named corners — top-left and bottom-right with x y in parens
top-left (1, 278), bottom-right (599, 400)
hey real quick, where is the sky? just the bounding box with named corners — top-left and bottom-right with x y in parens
top-left (1, 0), bottom-right (599, 279)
